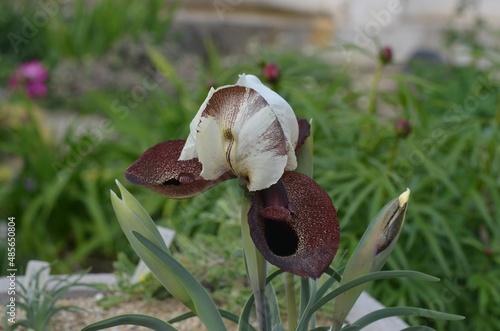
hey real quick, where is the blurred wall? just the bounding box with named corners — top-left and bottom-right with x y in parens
top-left (174, 0), bottom-right (497, 64)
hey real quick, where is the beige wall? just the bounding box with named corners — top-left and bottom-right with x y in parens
top-left (177, 0), bottom-right (497, 64)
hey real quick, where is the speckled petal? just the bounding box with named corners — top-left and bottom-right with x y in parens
top-left (125, 140), bottom-right (234, 199)
top-left (248, 171), bottom-right (340, 279)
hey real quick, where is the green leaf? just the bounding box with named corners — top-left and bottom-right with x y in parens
top-left (342, 307), bottom-right (464, 331)
top-left (310, 270), bottom-right (438, 323)
top-left (238, 269), bottom-right (283, 331)
top-left (296, 278), bottom-right (318, 331)
top-left (166, 309), bottom-right (244, 326)
top-left (400, 327), bottom-right (436, 331)
top-left (110, 186), bottom-right (191, 307)
top-left (332, 191), bottom-right (410, 330)
top-left (316, 267), bottom-right (342, 301)
top-left (115, 180), bottom-right (167, 251)
top-left (147, 47), bottom-right (185, 93)
top-left (82, 314), bottom-right (178, 331)
top-left (134, 232), bottom-right (227, 331)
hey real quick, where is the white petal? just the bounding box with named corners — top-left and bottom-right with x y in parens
top-left (179, 87), bottom-right (215, 160)
top-left (179, 85), bottom-right (231, 161)
top-left (231, 103), bottom-right (288, 191)
top-left (195, 116), bottom-right (231, 180)
top-left (237, 74), bottom-right (298, 170)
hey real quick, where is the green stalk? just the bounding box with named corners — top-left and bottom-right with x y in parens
top-left (240, 190), bottom-right (269, 331)
top-left (386, 136), bottom-right (400, 174)
top-left (367, 61), bottom-right (384, 116)
top-left (284, 272), bottom-right (297, 330)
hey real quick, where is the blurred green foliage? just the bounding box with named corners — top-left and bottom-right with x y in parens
top-left (1, 1), bottom-right (499, 330)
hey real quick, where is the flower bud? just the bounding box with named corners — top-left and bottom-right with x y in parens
top-left (332, 189), bottom-right (410, 330)
top-left (379, 46), bottom-right (393, 65)
top-left (394, 119), bottom-right (412, 138)
top-left (262, 63), bottom-right (280, 84)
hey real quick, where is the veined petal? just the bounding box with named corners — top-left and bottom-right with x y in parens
top-left (179, 87), bottom-right (216, 161)
top-left (193, 85), bottom-right (289, 191)
top-left (125, 140), bottom-right (234, 199)
top-left (248, 171), bottom-right (340, 279)
top-left (180, 83), bottom-right (236, 161)
top-left (196, 116), bottom-right (232, 181)
top-left (237, 74), bottom-right (299, 170)
top-left (231, 105), bottom-right (288, 191)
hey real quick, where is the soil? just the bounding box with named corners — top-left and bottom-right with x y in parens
top-left (2, 296), bottom-right (224, 331)
top-left (1, 294), bottom-right (333, 330)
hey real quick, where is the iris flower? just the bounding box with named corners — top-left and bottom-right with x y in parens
top-left (125, 74), bottom-right (339, 279)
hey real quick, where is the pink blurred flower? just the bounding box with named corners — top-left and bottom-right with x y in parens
top-left (262, 63), bottom-right (280, 84)
top-left (8, 60), bottom-right (49, 99)
top-left (379, 46), bottom-right (393, 65)
top-left (394, 118), bottom-right (412, 138)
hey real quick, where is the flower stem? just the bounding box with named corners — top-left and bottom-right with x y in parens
top-left (367, 61), bottom-right (384, 116)
top-left (240, 190), bottom-right (269, 331)
top-left (386, 136), bottom-right (400, 174)
top-left (284, 272), bottom-right (297, 330)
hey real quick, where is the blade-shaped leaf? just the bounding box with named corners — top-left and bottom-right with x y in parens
top-left (110, 188), bottom-right (191, 307)
top-left (238, 269), bottom-right (283, 331)
top-left (134, 231), bottom-right (227, 331)
top-left (309, 270), bottom-right (438, 322)
top-left (168, 310), bottom-right (242, 326)
top-left (116, 180), bottom-right (167, 250)
top-left (82, 314), bottom-right (178, 331)
top-left (341, 307), bottom-right (464, 331)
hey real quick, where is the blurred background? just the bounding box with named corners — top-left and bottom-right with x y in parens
top-left (1, 0), bottom-right (499, 330)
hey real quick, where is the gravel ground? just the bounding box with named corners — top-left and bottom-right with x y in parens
top-left (1, 294), bottom-right (335, 331)
top-left (1, 296), bottom-right (236, 331)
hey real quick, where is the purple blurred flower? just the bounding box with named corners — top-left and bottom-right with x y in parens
top-left (8, 61), bottom-right (49, 99)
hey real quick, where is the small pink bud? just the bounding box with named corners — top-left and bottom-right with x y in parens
top-left (205, 78), bottom-right (216, 89)
top-left (380, 47), bottom-right (393, 65)
top-left (262, 63), bottom-right (280, 83)
top-left (394, 119), bottom-right (412, 138)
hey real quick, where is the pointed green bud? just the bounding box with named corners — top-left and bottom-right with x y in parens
top-left (332, 189), bottom-right (410, 330)
top-left (111, 180), bottom-right (193, 310)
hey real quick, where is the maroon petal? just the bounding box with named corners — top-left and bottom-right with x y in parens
top-left (125, 140), bottom-right (234, 199)
top-left (248, 171), bottom-right (340, 279)
top-left (296, 118), bottom-right (311, 150)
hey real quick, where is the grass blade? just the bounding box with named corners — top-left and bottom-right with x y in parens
top-left (342, 307), bottom-right (464, 330)
top-left (82, 314), bottom-right (178, 331)
top-left (310, 270), bottom-right (438, 320)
